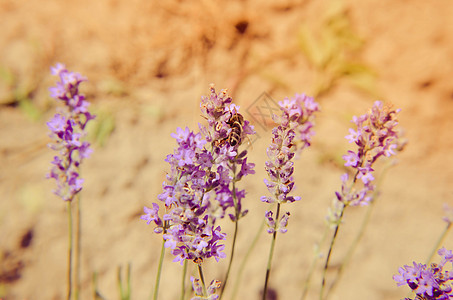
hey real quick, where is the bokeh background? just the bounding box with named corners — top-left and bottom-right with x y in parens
top-left (1, 0), bottom-right (452, 299)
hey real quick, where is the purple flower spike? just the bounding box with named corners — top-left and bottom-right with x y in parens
top-left (146, 125), bottom-right (229, 264)
top-left (334, 101), bottom-right (403, 208)
top-left (47, 64), bottom-right (95, 202)
top-left (262, 93), bottom-right (319, 234)
top-left (393, 248), bottom-right (453, 299)
top-left (141, 85), bottom-right (256, 265)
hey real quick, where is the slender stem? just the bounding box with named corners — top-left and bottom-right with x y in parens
top-left (262, 203), bottom-right (281, 300)
top-left (117, 263), bottom-right (131, 300)
top-left (426, 222), bottom-right (452, 265)
top-left (320, 205), bottom-right (345, 300)
top-left (152, 237), bottom-right (166, 300)
top-left (326, 162), bottom-right (394, 296)
top-left (180, 259), bottom-right (187, 300)
top-left (92, 271), bottom-right (96, 300)
top-left (301, 225), bottom-right (329, 300)
top-left (219, 220), bottom-right (238, 299)
top-left (197, 263), bottom-right (208, 296)
top-left (126, 263), bottom-right (131, 300)
top-left (231, 218), bottom-right (265, 300)
top-left (326, 200), bottom-right (374, 297)
top-left (219, 160), bottom-right (240, 299)
top-left (67, 201), bottom-right (73, 300)
top-left (118, 266), bottom-right (125, 300)
top-left (92, 271), bottom-right (99, 300)
top-left (75, 194), bottom-right (81, 300)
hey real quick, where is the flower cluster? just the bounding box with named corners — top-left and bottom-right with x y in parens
top-left (261, 94), bottom-right (319, 233)
top-left (141, 86), bottom-right (255, 264)
top-left (198, 85), bottom-right (255, 220)
top-left (47, 63), bottom-right (95, 201)
top-left (141, 127), bottom-right (226, 264)
top-left (393, 247), bottom-right (453, 300)
top-left (334, 101), bottom-right (402, 207)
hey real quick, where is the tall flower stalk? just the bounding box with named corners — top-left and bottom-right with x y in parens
top-left (141, 86), bottom-right (254, 300)
top-left (47, 63), bottom-right (95, 300)
top-left (199, 86), bottom-right (255, 299)
top-left (320, 101), bottom-right (402, 300)
top-left (261, 94), bottom-right (319, 300)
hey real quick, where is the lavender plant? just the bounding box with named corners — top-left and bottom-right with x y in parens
top-left (394, 247), bottom-right (453, 300)
top-left (40, 65), bottom-right (426, 299)
top-left (320, 101), bottom-right (402, 299)
top-left (46, 63), bottom-right (95, 300)
top-left (261, 94), bottom-right (319, 299)
top-left (141, 86), bottom-right (255, 300)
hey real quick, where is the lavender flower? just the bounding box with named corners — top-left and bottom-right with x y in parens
top-left (261, 94), bottom-right (319, 233)
top-left (199, 85), bottom-right (255, 220)
top-left (47, 63), bottom-right (95, 201)
top-left (333, 101), bottom-right (402, 209)
top-left (393, 247), bottom-right (453, 300)
top-left (141, 127), bottom-right (226, 264)
top-left (141, 86), bottom-right (255, 265)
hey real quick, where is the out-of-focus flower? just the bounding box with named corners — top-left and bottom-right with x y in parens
top-left (47, 63), bottom-right (95, 201)
top-left (442, 203), bottom-right (453, 224)
top-left (393, 247), bottom-right (453, 300)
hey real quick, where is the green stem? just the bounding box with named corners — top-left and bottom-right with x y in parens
top-left (118, 263), bottom-right (132, 300)
top-left (152, 237), bottom-right (166, 300)
top-left (219, 158), bottom-right (241, 299)
top-left (326, 162), bottom-right (394, 296)
top-left (92, 271), bottom-right (100, 300)
top-left (67, 201), bottom-right (73, 300)
top-left (180, 259), bottom-right (187, 300)
top-left (126, 263), bottom-right (131, 300)
top-left (301, 225), bottom-right (329, 300)
top-left (91, 270), bottom-right (107, 300)
top-left (118, 266), bottom-right (125, 300)
top-left (220, 164), bottom-right (240, 299)
top-left (326, 200), bottom-right (374, 296)
top-left (320, 204), bottom-right (345, 300)
top-left (262, 203), bottom-right (281, 300)
top-left (231, 218), bottom-right (265, 300)
top-left (426, 222), bottom-right (452, 265)
top-left (75, 194), bottom-right (81, 300)
top-left (219, 219), bottom-right (238, 299)
top-left (198, 263), bottom-right (208, 296)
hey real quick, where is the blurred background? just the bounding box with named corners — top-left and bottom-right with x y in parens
top-left (1, 0), bottom-right (452, 299)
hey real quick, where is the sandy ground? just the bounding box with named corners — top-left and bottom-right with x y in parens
top-left (1, 0), bottom-right (453, 299)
